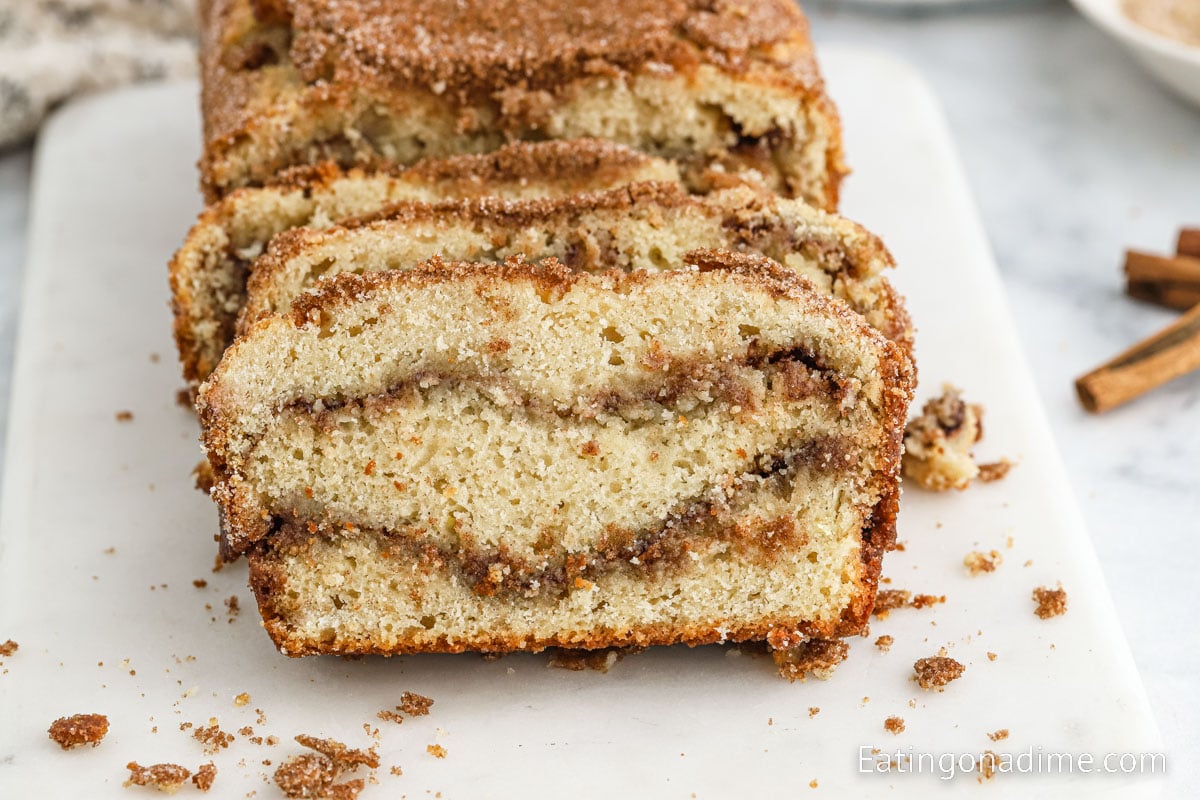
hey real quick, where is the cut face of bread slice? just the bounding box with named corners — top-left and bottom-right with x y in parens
top-left (198, 255), bottom-right (914, 655)
top-left (198, 0), bottom-right (845, 206)
top-left (239, 183), bottom-right (913, 357)
top-left (171, 139), bottom-right (680, 389)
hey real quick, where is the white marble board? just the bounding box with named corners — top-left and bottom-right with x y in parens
top-left (0, 48), bottom-right (1164, 798)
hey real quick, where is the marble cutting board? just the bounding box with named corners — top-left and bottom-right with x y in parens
top-left (0, 48), bottom-right (1164, 798)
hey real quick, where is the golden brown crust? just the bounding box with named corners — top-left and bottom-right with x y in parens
top-left (197, 0), bottom-right (844, 204)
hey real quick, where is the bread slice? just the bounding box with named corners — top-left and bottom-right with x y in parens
top-left (198, 254), bottom-right (914, 655)
top-left (172, 139), bottom-right (680, 390)
top-left (198, 0), bottom-right (845, 207)
top-left (238, 183), bottom-right (913, 356)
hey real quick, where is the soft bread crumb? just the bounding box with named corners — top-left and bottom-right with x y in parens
top-left (913, 656), bottom-right (965, 690)
top-left (964, 550), bottom-right (1002, 575)
top-left (902, 386), bottom-right (987, 491)
top-left (48, 713), bottom-right (109, 749)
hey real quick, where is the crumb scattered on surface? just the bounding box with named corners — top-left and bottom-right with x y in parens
top-left (176, 388), bottom-right (192, 407)
top-left (192, 721), bottom-right (234, 754)
top-left (910, 594), bottom-right (945, 609)
top-left (377, 709), bottom-right (404, 725)
top-left (1033, 585), bottom-right (1068, 619)
top-left (988, 729), bottom-right (1009, 742)
top-left (986, 652), bottom-right (998, 662)
top-left (809, 779), bottom-right (818, 789)
top-left (233, 693), bottom-right (251, 707)
top-left (0, 639), bottom-right (17, 657)
top-left (772, 638), bottom-right (849, 682)
top-left (808, 707), bottom-right (820, 717)
top-left (116, 410), bottom-right (134, 422)
top-left (225, 596), bottom-right (240, 620)
top-left (874, 635), bottom-right (894, 652)
top-left (964, 550), bottom-right (1002, 575)
top-left (913, 656), bottom-right (965, 690)
top-left (389, 766), bottom-right (403, 777)
top-left (884, 716), bottom-right (905, 735)
top-left (399, 692), bottom-right (434, 717)
top-left (192, 579), bottom-right (207, 589)
top-left (873, 590), bottom-right (911, 618)
top-left (902, 385), bottom-right (984, 491)
top-left (426, 744), bottom-right (447, 758)
top-left (274, 736), bottom-right (378, 799)
top-left (192, 762), bottom-right (217, 792)
top-left (48, 713), bottom-right (109, 749)
top-left (978, 460), bottom-right (1014, 483)
top-left (124, 762), bottom-right (191, 792)
top-left (978, 750), bottom-right (1000, 782)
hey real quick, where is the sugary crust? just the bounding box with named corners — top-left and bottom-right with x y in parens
top-left (170, 140), bottom-right (680, 390)
top-left (197, 0), bottom-right (845, 205)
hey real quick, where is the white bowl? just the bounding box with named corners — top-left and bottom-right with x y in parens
top-left (1070, 0), bottom-right (1200, 109)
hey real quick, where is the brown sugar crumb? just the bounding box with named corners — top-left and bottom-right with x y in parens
top-left (913, 656), bottom-right (966, 690)
top-left (192, 762), bottom-right (217, 792)
top-left (426, 744), bottom-right (447, 759)
top-left (772, 638), bottom-right (849, 682)
top-left (911, 594), bottom-right (946, 609)
top-left (239, 726), bottom-right (254, 736)
top-left (233, 692), bottom-right (251, 707)
top-left (377, 709), bottom-right (404, 725)
top-left (0, 639), bottom-right (17, 657)
top-left (902, 385), bottom-right (984, 491)
top-left (192, 721), bottom-right (234, 754)
top-left (964, 550), bottom-right (1002, 575)
top-left (978, 750), bottom-right (1000, 783)
top-left (874, 635), bottom-right (894, 652)
top-left (192, 579), bottom-right (207, 589)
top-left (399, 691), bottom-right (434, 717)
top-left (225, 595), bottom-right (240, 620)
top-left (872, 589), bottom-right (911, 618)
top-left (978, 459), bottom-right (1014, 482)
top-left (986, 652), bottom-right (998, 662)
top-left (1033, 585), bottom-right (1068, 619)
top-left (275, 736), bottom-right (378, 799)
top-left (274, 753), bottom-right (337, 798)
top-left (48, 713), bottom-right (109, 749)
top-left (988, 729), bottom-right (1010, 742)
top-left (124, 761), bottom-right (191, 792)
top-left (883, 716), bottom-right (905, 735)
top-left (115, 410), bottom-right (134, 422)
top-left (808, 707), bottom-right (820, 718)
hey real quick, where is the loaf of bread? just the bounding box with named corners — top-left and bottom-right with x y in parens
top-left (172, 139), bottom-right (680, 390)
top-left (198, 254), bottom-right (913, 655)
top-left (197, 0), bottom-right (845, 207)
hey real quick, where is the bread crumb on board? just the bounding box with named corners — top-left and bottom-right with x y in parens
top-left (913, 656), bottom-right (965, 690)
top-left (884, 716), bottom-right (905, 735)
top-left (964, 550), bottom-right (1002, 575)
top-left (124, 762), bottom-right (191, 792)
top-left (48, 713), bottom-right (109, 749)
top-left (1033, 585), bottom-right (1068, 619)
top-left (902, 386), bottom-right (1013, 491)
top-left (274, 735), bottom-right (378, 799)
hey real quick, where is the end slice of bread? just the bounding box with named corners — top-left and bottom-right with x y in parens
top-left (198, 254), bottom-right (913, 656)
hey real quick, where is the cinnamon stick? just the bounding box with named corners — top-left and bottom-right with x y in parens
top-left (1124, 249), bottom-right (1200, 311)
top-left (1076, 302), bottom-right (1200, 413)
top-left (1178, 227), bottom-right (1200, 259)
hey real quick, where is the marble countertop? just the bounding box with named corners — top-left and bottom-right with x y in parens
top-left (0, 0), bottom-right (1195, 794)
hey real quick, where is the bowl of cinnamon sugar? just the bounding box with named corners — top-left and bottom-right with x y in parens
top-left (1071, 0), bottom-right (1200, 109)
